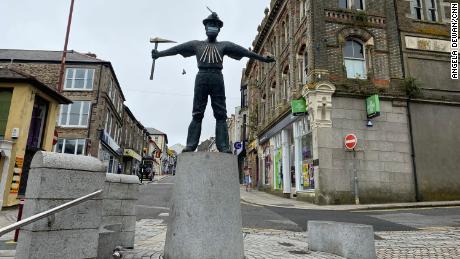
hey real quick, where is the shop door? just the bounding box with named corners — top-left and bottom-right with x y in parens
top-left (19, 96), bottom-right (49, 197)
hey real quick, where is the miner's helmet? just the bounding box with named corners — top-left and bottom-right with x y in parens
top-left (203, 12), bottom-right (224, 28)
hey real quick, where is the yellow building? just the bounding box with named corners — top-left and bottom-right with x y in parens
top-left (0, 67), bottom-right (70, 207)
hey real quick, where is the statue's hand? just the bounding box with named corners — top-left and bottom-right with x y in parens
top-left (151, 49), bottom-right (160, 59)
top-left (265, 56), bottom-right (275, 63)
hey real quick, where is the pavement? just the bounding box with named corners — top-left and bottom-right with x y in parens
top-left (240, 187), bottom-right (460, 211)
top-left (1, 177), bottom-right (459, 258)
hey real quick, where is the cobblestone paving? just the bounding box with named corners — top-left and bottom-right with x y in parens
top-left (122, 219), bottom-right (460, 259)
top-left (375, 227), bottom-right (460, 259)
top-left (121, 219), bottom-right (344, 259)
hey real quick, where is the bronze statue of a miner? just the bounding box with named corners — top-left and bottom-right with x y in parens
top-left (151, 11), bottom-right (275, 153)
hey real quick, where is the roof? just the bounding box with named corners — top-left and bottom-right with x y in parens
top-left (146, 127), bottom-right (167, 135)
top-left (0, 49), bottom-right (106, 63)
top-left (0, 66), bottom-right (71, 104)
top-left (0, 49), bottom-right (126, 101)
top-left (146, 127), bottom-right (168, 144)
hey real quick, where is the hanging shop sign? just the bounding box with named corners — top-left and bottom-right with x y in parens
top-left (366, 94), bottom-right (381, 119)
top-left (291, 98), bottom-right (308, 116)
top-left (124, 149), bottom-right (142, 162)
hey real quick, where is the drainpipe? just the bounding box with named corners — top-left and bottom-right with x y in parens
top-left (407, 101), bottom-right (420, 202)
top-left (394, 0), bottom-right (419, 202)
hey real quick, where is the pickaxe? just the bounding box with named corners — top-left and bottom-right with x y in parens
top-left (149, 37), bottom-right (176, 80)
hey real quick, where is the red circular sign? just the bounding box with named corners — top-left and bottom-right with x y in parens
top-left (52, 129), bottom-right (58, 145)
top-left (344, 134), bottom-right (357, 150)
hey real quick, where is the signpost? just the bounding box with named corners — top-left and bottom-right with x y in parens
top-left (344, 134), bottom-right (357, 150)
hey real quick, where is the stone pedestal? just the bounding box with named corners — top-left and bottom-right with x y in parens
top-left (164, 152), bottom-right (244, 259)
top-left (15, 152), bottom-right (106, 259)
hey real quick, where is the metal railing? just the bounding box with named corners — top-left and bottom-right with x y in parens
top-left (0, 189), bottom-right (102, 236)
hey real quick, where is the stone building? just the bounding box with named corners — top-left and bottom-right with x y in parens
top-left (0, 49), bottom-right (148, 177)
top-left (242, 0), bottom-right (458, 204)
top-left (121, 105), bottom-right (148, 175)
top-left (146, 128), bottom-right (169, 174)
top-left (394, 0), bottom-right (459, 201)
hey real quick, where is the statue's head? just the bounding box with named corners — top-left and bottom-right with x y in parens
top-left (203, 12), bottom-right (223, 40)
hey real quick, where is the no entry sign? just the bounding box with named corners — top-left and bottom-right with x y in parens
top-left (344, 134), bottom-right (357, 150)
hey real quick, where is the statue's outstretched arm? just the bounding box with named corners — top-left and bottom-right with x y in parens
top-left (152, 41), bottom-right (197, 59)
top-left (224, 42), bottom-right (275, 63)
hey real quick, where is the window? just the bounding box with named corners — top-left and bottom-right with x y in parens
top-left (58, 101), bottom-right (91, 127)
top-left (339, 0), bottom-right (365, 10)
top-left (55, 138), bottom-right (86, 155)
top-left (411, 0), bottom-right (423, 19)
top-left (355, 0), bottom-right (364, 10)
top-left (426, 0), bottom-right (437, 21)
top-left (64, 68), bottom-right (94, 90)
top-left (0, 90), bottom-right (12, 139)
top-left (241, 87), bottom-right (248, 108)
top-left (343, 39), bottom-right (367, 79)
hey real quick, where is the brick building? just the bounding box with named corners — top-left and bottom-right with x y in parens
top-left (242, 0), bottom-right (458, 204)
top-left (0, 49), bottom-right (149, 176)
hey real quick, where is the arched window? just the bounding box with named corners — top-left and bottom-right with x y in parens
top-left (297, 44), bottom-right (308, 84)
top-left (343, 39), bottom-right (367, 79)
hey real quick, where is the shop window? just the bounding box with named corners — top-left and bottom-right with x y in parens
top-left (0, 89), bottom-right (12, 139)
top-left (58, 101), bottom-right (91, 127)
top-left (343, 39), bottom-right (367, 79)
top-left (64, 68), bottom-right (94, 90)
top-left (54, 138), bottom-right (86, 155)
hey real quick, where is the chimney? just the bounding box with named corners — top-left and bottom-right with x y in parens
top-left (84, 52), bottom-right (97, 58)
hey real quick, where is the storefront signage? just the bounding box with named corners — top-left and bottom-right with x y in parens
top-left (100, 130), bottom-right (122, 156)
top-left (366, 94), bottom-right (380, 119)
top-left (291, 98), bottom-right (307, 116)
top-left (259, 114), bottom-right (299, 144)
top-left (344, 134), bottom-right (357, 150)
top-left (405, 36), bottom-right (451, 53)
top-left (124, 149), bottom-right (142, 162)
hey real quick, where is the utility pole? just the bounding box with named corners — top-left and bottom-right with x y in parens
top-left (57, 0), bottom-right (76, 93)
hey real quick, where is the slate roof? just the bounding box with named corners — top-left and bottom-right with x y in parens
top-left (146, 127), bottom-right (168, 144)
top-left (0, 66), bottom-right (72, 104)
top-left (0, 49), bottom-right (107, 63)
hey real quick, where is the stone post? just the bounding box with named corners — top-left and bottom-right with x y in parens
top-left (15, 151), bottom-right (106, 259)
top-left (164, 152), bottom-right (244, 259)
top-left (101, 173), bottom-right (139, 248)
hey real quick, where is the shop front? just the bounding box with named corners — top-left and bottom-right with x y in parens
top-left (99, 130), bottom-right (122, 174)
top-left (293, 117), bottom-right (315, 193)
top-left (258, 113), bottom-right (301, 195)
top-left (123, 148), bottom-right (142, 175)
top-left (0, 68), bottom-right (70, 207)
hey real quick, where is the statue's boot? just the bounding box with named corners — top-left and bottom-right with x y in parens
top-left (182, 119), bottom-right (202, 152)
top-left (216, 120), bottom-right (232, 153)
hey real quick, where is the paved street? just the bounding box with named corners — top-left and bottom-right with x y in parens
top-left (122, 175), bottom-right (460, 258)
top-left (1, 175), bottom-right (459, 258)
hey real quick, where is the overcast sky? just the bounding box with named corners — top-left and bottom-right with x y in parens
top-left (0, 0), bottom-right (270, 146)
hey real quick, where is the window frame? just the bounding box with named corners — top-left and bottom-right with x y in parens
top-left (343, 39), bottom-right (367, 80)
top-left (425, 0), bottom-right (437, 22)
top-left (64, 68), bottom-right (95, 91)
top-left (58, 101), bottom-right (91, 128)
top-left (54, 138), bottom-right (86, 155)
